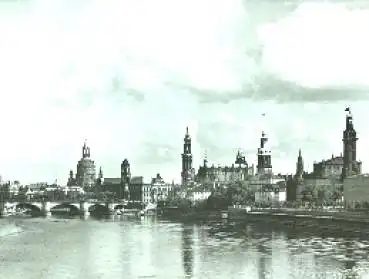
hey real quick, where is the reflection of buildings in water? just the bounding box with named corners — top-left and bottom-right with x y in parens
top-left (257, 243), bottom-right (270, 279)
top-left (181, 225), bottom-right (195, 278)
top-left (342, 243), bottom-right (360, 279)
top-left (269, 232), bottom-right (291, 278)
top-left (86, 222), bottom-right (125, 277)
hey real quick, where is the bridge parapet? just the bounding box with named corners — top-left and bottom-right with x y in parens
top-left (3, 200), bottom-right (138, 216)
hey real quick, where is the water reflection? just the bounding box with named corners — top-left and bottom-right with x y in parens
top-left (3, 217), bottom-right (369, 278)
top-left (257, 242), bottom-right (269, 279)
top-left (182, 224), bottom-right (195, 278)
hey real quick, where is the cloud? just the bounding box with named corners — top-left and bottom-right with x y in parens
top-left (258, 2), bottom-right (369, 90)
top-left (0, 0), bottom-right (369, 184)
top-left (149, 1), bottom-right (369, 104)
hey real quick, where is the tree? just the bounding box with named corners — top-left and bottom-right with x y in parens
top-left (206, 192), bottom-right (230, 210)
top-left (362, 201), bottom-right (369, 209)
top-left (222, 181), bottom-right (255, 206)
top-left (332, 191), bottom-right (342, 204)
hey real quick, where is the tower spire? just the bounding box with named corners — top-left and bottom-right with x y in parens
top-left (296, 148), bottom-right (304, 178)
top-left (181, 126), bottom-right (193, 186)
top-left (203, 149), bottom-right (208, 167)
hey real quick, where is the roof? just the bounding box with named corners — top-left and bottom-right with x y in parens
top-left (103, 178), bottom-right (121, 185)
top-left (131, 176), bottom-right (143, 184)
top-left (315, 156), bottom-right (344, 166)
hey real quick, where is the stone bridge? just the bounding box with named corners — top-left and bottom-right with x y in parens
top-left (3, 201), bottom-right (133, 216)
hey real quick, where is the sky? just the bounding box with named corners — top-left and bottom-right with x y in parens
top-left (0, 0), bottom-right (369, 185)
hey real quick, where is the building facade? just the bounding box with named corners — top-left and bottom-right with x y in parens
top-left (343, 174), bottom-right (369, 209)
top-left (149, 173), bottom-right (173, 204)
top-left (312, 155), bottom-right (345, 178)
top-left (255, 182), bottom-right (287, 206)
top-left (99, 159), bottom-right (143, 201)
top-left (142, 183), bottom-right (152, 205)
top-left (196, 150), bottom-right (254, 184)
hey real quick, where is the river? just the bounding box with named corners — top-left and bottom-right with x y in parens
top-left (1, 215), bottom-right (369, 279)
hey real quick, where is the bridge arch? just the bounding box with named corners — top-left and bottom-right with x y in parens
top-left (16, 203), bottom-right (42, 212)
top-left (50, 203), bottom-right (80, 214)
top-left (114, 204), bottom-right (124, 210)
top-left (88, 204), bottom-right (109, 215)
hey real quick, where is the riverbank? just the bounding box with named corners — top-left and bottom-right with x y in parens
top-left (228, 207), bottom-right (369, 222)
top-left (159, 207), bottom-right (225, 222)
top-left (227, 207), bottom-right (369, 235)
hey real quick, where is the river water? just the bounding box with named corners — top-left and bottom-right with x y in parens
top-left (1, 216), bottom-right (369, 279)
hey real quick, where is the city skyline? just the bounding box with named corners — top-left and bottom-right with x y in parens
top-left (1, 1), bottom-right (369, 185)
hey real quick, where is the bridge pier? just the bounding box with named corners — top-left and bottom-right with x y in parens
top-left (106, 202), bottom-right (114, 214)
top-left (0, 200), bottom-right (4, 218)
top-left (41, 201), bottom-right (51, 216)
top-left (79, 201), bottom-right (90, 217)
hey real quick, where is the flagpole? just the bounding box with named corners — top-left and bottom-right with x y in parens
top-left (261, 113), bottom-right (266, 136)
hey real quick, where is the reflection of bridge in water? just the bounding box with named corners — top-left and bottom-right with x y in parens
top-left (3, 200), bottom-right (144, 216)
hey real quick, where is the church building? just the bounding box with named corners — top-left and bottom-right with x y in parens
top-left (68, 141), bottom-right (97, 188)
top-left (289, 108), bottom-right (360, 203)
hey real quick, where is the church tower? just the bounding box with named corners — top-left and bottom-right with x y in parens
top-left (96, 167), bottom-right (104, 186)
top-left (181, 126), bottom-right (193, 186)
top-left (67, 170), bottom-right (75, 186)
top-left (82, 141), bottom-right (91, 158)
top-left (121, 159), bottom-right (131, 200)
top-left (296, 149), bottom-right (304, 180)
top-left (75, 140), bottom-right (96, 188)
top-left (342, 107), bottom-right (358, 178)
top-left (257, 131), bottom-right (272, 175)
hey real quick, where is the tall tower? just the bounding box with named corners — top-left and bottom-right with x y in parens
top-left (342, 107), bottom-right (358, 178)
top-left (181, 126), bottom-right (193, 186)
top-left (296, 149), bottom-right (304, 180)
top-left (121, 159), bottom-right (131, 200)
top-left (121, 159), bottom-right (131, 185)
top-left (257, 131), bottom-right (272, 175)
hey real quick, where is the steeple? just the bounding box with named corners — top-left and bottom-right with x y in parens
top-left (296, 148), bottom-right (304, 179)
top-left (181, 126), bottom-right (193, 186)
top-left (203, 149), bottom-right (208, 168)
top-left (96, 166), bottom-right (104, 186)
top-left (98, 166), bottom-right (103, 179)
top-left (342, 107), bottom-right (358, 178)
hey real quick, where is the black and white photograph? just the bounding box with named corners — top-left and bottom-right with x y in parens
top-left (1, 0), bottom-right (369, 278)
